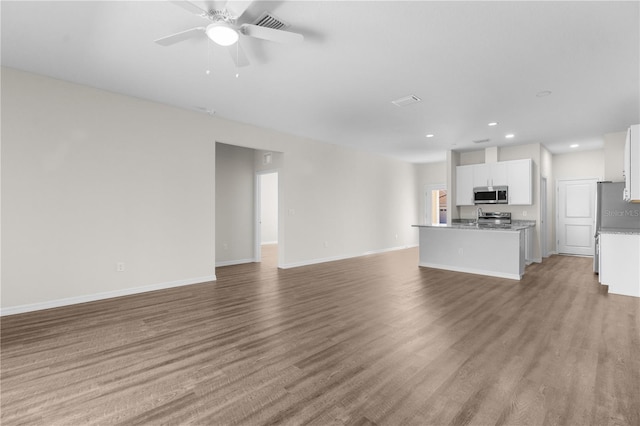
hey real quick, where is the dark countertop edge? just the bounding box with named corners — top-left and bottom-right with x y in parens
top-left (412, 223), bottom-right (533, 231)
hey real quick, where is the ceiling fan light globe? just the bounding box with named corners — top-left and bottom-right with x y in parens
top-left (206, 23), bottom-right (238, 46)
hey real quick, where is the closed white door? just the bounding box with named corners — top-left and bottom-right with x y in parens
top-left (557, 179), bottom-right (597, 255)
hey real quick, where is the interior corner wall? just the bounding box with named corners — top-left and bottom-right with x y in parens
top-left (215, 143), bottom-right (255, 265)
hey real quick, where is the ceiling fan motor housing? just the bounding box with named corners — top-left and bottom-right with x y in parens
top-left (206, 10), bottom-right (239, 46)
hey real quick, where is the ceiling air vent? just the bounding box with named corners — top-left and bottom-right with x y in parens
top-left (473, 138), bottom-right (491, 144)
top-left (253, 11), bottom-right (289, 30)
top-left (391, 95), bottom-right (422, 107)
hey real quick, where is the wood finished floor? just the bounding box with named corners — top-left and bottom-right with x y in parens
top-left (1, 246), bottom-right (639, 425)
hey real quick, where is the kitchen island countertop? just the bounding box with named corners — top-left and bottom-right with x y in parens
top-left (412, 220), bottom-right (535, 232)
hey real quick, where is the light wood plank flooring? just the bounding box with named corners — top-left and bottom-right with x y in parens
top-left (1, 247), bottom-right (639, 425)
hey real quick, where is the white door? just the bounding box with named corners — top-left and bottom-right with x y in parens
top-left (557, 179), bottom-right (597, 255)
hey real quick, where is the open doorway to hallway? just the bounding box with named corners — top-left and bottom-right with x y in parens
top-left (426, 184), bottom-right (447, 225)
top-left (257, 171), bottom-right (278, 267)
top-left (215, 143), bottom-right (283, 268)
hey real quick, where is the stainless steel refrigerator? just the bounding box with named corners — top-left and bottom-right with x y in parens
top-left (594, 181), bottom-right (640, 273)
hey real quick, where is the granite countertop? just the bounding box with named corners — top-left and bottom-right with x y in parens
top-left (413, 220), bottom-right (536, 232)
top-left (598, 228), bottom-right (640, 235)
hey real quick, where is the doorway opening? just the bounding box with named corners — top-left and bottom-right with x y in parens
top-left (426, 185), bottom-right (447, 225)
top-left (256, 171), bottom-right (279, 267)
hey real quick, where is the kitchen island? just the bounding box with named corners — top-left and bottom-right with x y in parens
top-left (412, 221), bottom-right (535, 280)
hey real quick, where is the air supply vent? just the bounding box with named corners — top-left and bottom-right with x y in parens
top-left (253, 11), bottom-right (289, 30)
top-left (473, 138), bottom-right (491, 144)
top-left (391, 95), bottom-right (422, 107)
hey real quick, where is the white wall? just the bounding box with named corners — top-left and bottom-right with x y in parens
top-left (1, 68), bottom-right (217, 311)
top-left (553, 149), bottom-right (604, 180)
top-left (260, 173), bottom-right (278, 244)
top-left (1, 68), bottom-right (419, 313)
top-left (215, 143), bottom-right (255, 265)
top-left (540, 146), bottom-right (554, 256)
top-left (604, 131), bottom-right (626, 182)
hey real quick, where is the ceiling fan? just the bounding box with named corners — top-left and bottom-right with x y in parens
top-left (155, 0), bottom-right (304, 67)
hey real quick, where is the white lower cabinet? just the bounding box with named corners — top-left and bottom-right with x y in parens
top-left (599, 233), bottom-right (640, 297)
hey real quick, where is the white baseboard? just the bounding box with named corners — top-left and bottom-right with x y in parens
top-left (215, 258), bottom-right (255, 267)
top-left (261, 241), bottom-right (278, 245)
top-left (280, 245), bottom-right (417, 269)
top-left (418, 262), bottom-right (521, 281)
top-left (0, 275), bottom-right (217, 317)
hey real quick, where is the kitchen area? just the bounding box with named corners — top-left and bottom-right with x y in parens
top-left (594, 125), bottom-right (640, 297)
top-left (415, 124), bottom-right (640, 294)
top-left (414, 177), bottom-right (536, 281)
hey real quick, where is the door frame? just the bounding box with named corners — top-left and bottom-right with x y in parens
top-left (540, 176), bottom-right (548, 258)
top-left (254, 170), bottom-right (280, 264)
top-left (425, 183), bottom-right (446, 225)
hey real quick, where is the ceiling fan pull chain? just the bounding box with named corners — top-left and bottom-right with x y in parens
top-left (235, 42), bottom-right (240, 78)
top-left (206, 38), bottom-right (214, 76)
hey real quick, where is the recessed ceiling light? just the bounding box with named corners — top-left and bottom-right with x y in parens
top-left (536, 90), bottom-right (552, 97)
top-left (505, 134), bottom-right (515, 139)
top-left (488, 122), bottom-right (498, 126)
top-left (570, 144), bottom-right (579, 148)
top-left (425, 134), bottom-right (434, 138)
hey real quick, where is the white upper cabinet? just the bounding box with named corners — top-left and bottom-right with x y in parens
top-left (623, 124), bottom-right (640, 202)
top-left (507, 159), bottom-right (532, 205)
top-left (456, 159), bottom-right (532, 206)
top-left (473, 162), bottom-right (507, 187)
top-left (456, 164), bottom-right (475, 206)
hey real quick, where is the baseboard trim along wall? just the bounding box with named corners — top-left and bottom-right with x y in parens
top-left (280, 245), bottom-right (418, 269)
top-left (0, 275), bottom-right (217, 317)
top-left (215, 258), bottom-right (255, 267)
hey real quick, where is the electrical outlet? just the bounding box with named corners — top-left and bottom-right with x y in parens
top-left (116, 262), bottom-right (125, 272)
top-left (522, 210), bottom-right (528, 217)
top-left (395, 233), bottom-right (399, 240)
top-left (324, 241), bottom-right (329, 248)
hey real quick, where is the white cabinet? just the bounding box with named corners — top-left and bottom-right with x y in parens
top-left (456, 164), bottom-right (475, 206)
top-left (473, 162), bottom-right (507, 187)
top-left (507, 159), bottom-right (532, 205)
top-left (599, 233), bottom-right (640, 297)
top-left (623, 124), bottom-right (640, 202)
top-left (455, 159), bottom-right (532, 206)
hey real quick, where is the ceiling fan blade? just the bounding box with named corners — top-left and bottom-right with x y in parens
top-left (228, 43), bottom-right (250, 67)
top-left (240, 24), bottom-right (303, 44)
top-left (225, 0), bottom-right (253, 18)
top-left (155, 27), bottom-right (205, 46)
top-left (168, 0), bottom-right (210, 18)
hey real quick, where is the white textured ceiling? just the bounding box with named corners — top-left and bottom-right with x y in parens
top-left (2, 1), bottom-right (639, 163)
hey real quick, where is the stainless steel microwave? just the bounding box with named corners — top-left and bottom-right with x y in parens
top-left (473, 186), bottom-right (508, 204)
